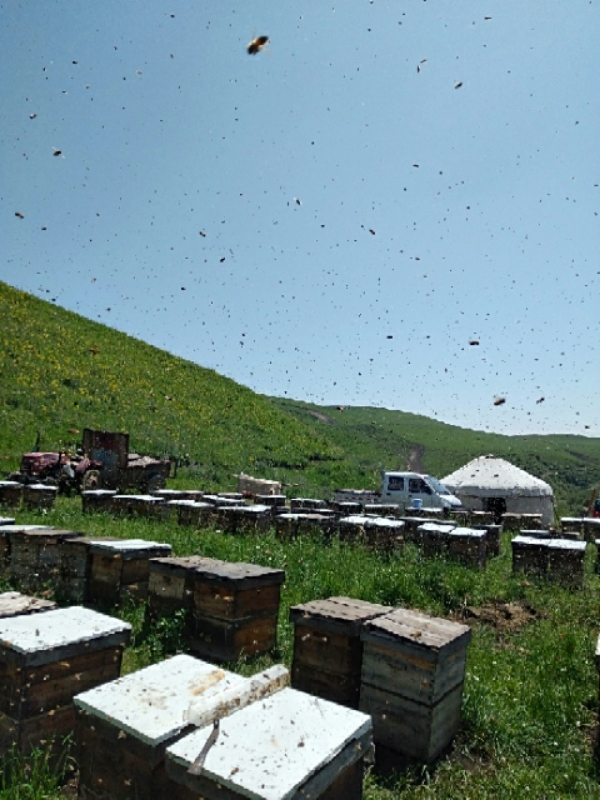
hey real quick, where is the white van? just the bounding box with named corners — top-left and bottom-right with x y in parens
top-left (380, 472), bottom-right (462, 514)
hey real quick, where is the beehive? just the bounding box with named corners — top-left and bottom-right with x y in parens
top-left (74, 654), bottom-right (247, 800)
top-left (546, 539), bottom-right (587, 588)
top-left (502, 512), bottom-right (542, 531)
top-left (254, 493), bottom-right (287, 510)
top-left (417, 522), bottom-right (451, 558)
top-left (331, 501), bottom-right (363, 516)
top-left (0, 517), bottom-right (16, 526)
top-left (0, 525), bottom-right (54, 574)
top-left (21, 483), bottom-right (58, 511)
top-left (173, 500), bottom-right (213, 527)
top-left (290, 596), bottom-right (392, 708)
top-left (166, 686), bottom-right (372, 800)
top-left (0, 606), bottom-right (130, 754)
top-left (338, 516), bottom-right (404, 552)
top-left (147, 556), bottom-right (221, 623)
top-left (468, 510), bottom-right (496, 526)
top-left (511, 535), bottom-right (549, 576)
top-left (0, 482), bottom-right (23, 509)
top-left (400, 516), bottom-right (446, 544)
top-left (0, 591), bottom-right (56, 618)
top-left (87, 539), bottom-right (172, 607)
top-left (471, 524), bottom-right (502, 557)
top-left (191, 560), bottom-right (285, 663)
top-left (109, 494), bottom-right (168, 520)
top-left (9, 528), bottom-right (82, 593)
top-left (360, 608), bottom-right (471, 767)
top-left (81, 490), bottom-right (117, 514)
top-left (58, 537), bottom-right (118, 604)
top-left (275, 513), bottom-right (335, 541)
top-left (445, 528), bottom-right (487, 570)
top-left (216, 504), bottom-right (273, 535)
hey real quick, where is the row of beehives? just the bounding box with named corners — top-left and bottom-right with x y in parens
top-left (0, 595), bottom-right (366, 800)
top-left (0, 583), bottom-right (473, 799)
top-left (0, 481), bottom-right (58, 510)
top-left (0, 525), bottom-right (286, 664)
top-left (511, 533), bottom-right (590, 588)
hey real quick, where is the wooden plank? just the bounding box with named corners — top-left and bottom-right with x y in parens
top-left (191, 561), bottom-right (285, 591)
top-left (361, 608), bottom-right (472, 659)
top-left (359, 682), bottom-right (464, 763)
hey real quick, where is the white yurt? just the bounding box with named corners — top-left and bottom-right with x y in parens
top-left (442, 455), bottom-right (555, 526)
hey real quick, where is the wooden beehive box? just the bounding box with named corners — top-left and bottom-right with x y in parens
top-left (290, 596), bottom-right (392, 708)
top-left (57, 537), bottom-right (119, 604)
top-left (173, 500), bottom-right (213, 527)
top-left (88, 539), bottom-right (172, 607)
top-left (21, 483), bottom-right (58, 511)
top-left (360, 608), bottom-right (471, 766)
top-left (338, 516), bottom-right (404, 552)
top-left (0, 606), bottom-right (130, 754)
top-left (166, 686), bottom-right (372, 800)
top-left (469, 510), bottom-right (496, 526)
top-left (471, 523), bottom-right (502, 557)
top-left (546, 539), bottom-right (587, 588)
top-left (191, 560), bottom-right (285, 663)
top-left (417, 522), bottom-right (451, 558)
top-left (0, 482), bottom-right (23, 509)
top-left (81, 490), bottom-right (117, 514)
top-left (0, 525), bottom-right (54, 574)
top-left (124, 494), bottom-right (169, 520)
top-left (446, 528), bottom-right (487, 570)
top-left (9, 528), bottom-right (82, 593)
top-left (147, 556), bottom-right (222, 623)
top-left (511, 535), bottom-right (549, 577)
top-left (400, 516), bottom-right (442, 544)
top-left (584, 518), bottom-right (600, 543)
top-left (0, 517), bottom-right (16, 526)
top-left (254, 493), bottom-right (287, 510)
top-left (74, 654), bottom-right (247, 800)
top-left (0, 591), bottom-right (56, 618)
top-left (275, 513), bottom-right (335, 541)
top-left (217, 504), bottom-right (273, 535)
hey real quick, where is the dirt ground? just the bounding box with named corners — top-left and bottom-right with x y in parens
top-left (452, 599), bottom-right (541, 635)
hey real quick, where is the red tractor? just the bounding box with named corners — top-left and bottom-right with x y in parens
top-left (8, 450), bottom-right (103, 495)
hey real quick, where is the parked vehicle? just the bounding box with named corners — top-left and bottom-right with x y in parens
top-left (334, 471), bottom-right (462, 514)
top-left (81, 428), bottom-right (175, 493)
top-left (7, 450), bottom-right (102, 495)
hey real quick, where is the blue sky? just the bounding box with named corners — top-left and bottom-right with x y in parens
top-left (2, 0), bottom-right (599, 436)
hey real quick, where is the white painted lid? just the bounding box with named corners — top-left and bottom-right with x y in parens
top-left (74, 654), bottom-right (246, 746)
top-left (167, 687), bottom-right (372, 800)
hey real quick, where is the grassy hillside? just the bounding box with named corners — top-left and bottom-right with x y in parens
top-left (1, 280), bottom-right (599, 512)
top-left (0, 282), bottom-right (340, 486)
top-left (270, 400), bottom-right (600, 513)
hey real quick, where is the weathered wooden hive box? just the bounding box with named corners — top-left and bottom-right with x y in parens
top-left (173, 500), bottom-right (213, 527)
top-left (0, 591), bottom-right (56, 618)
top-left (359, 608), bottom-right (471, 767)
top-left (58, 537), bottom-right (119, 604)
top-left (147, 556), bottom-right (222, 622)
top-left (445, 527), bottom-right (487, 570)
top-left (217, 504), bottom-right (273, 535)
top-left (191, 560), bottom-right (285, 663)
top-left (468, 510), bottom-right (496, 526)
top-left (74, 654), bottom-right (248, 800)
top-left (21, 483), bottom-right (58, 511)
top-left (0, 525), bottom-right (54, 573)
top-left (290, 497), bottom-right (330, 513)
top-left (275, 513), bottom-right (335, 541)
top-left (81, 490), bottom-right (117, 514)
top-left (166, 685), bottom-right (373, 800)
top-left (109, 494), bottom-right (168, 520)
top-left (0, 482), bottom-right (23, 509)
top-left (502, 512), bottom-right (542, 531)
top-left (400, 517), bottom-right (445, 544)
top-left (362, 504), bottom-right (399, 519)
top-left (289, 596), bottom-right (392, 708)
top-left (511, 535), bottom-right (549, 576)
top-left (254, 493), bottom-right (287, 510)
top-left (0, 606), bottom-right (130, 754)
top-left (9, 528), bottom-right (82, 593)
top-left (331, 500), bottom-right (363, 516)
top-left (0, 516), bottom-right (16, 526)
top-left (88, 539), bottom-right (172, 607)
top-left (417, 522), bottom-right (452, 558)
top-left (546, 539), bottom-right (587, 587)
top-left (471, 524), bottom-right (502, 557)
top-left (338, 516), bottom-right (404, 552)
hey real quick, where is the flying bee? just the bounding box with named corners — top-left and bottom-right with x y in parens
top-left (493, 397), bottom-right (506, 406)
top-left (247, 35), bottom-right (269, 55)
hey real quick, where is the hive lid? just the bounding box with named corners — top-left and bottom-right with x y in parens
top-left (166, 687), bottom-right (372, 800)
top-left (74, 654), bottom-right (246, 747)
top-left (0, 606), bottom-right (131, 665)
top-left (290, 596), bottom-right (392, 635)
top-left (149, 555), bottom-right (224, 574)
top-left (89, 539), bottom-right (172, 558)
top-left (0, 591), bottom-right (56, 618)
top-left (361, 607), bottom-right (472, 655)
top-left (0, 518), bottom-right (16, 526)
top-left (192, 560), bottom-right (285, 588)
top-left (547, 539), bottom-right (587, 552)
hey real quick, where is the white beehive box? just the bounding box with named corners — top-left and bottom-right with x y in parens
top-left (167, 686), bottom-right (373, 800)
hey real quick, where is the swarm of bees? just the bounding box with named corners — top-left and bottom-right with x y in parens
top-left (247, 36), bottom-right (269, 55)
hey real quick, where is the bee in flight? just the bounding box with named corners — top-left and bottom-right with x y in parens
top-left (247, 35), bottom-right (269, 55)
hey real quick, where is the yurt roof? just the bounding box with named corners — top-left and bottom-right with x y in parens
top-left (442, 456), bottom-right (553, 498)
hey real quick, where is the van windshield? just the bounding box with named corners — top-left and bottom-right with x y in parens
top-left (425, 476), bottom-right (451, 496)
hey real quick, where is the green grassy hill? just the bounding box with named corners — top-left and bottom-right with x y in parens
top-left (1, 280), bottom-right (599, 511)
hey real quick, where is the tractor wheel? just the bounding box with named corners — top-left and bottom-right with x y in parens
top-left (82, 470), bottom-right (101, 491)
top-left (145, 474), bottom-right (166, 494)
